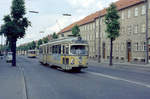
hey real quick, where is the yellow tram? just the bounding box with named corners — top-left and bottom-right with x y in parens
top-left (27, 50), bottom-right (37, 58)
top-left (39, 37), bottom-right (89, 71)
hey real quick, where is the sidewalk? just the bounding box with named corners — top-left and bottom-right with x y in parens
top-left (0, 59), bottom-right (25, 99)
top-left (88, 59), bottom-right (150, 71)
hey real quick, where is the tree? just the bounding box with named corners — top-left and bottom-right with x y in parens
top-left (31, 41), bottom-right (36, 49)
top-left (52, 32), bottom-right (58, 39)
top-left (105, 3), bottom-right (120, 66)
top-left (43, 37), bottom-right (49, 43)
top-left (72, 25), bottom-right (80, 37)
top-left (37, 39), bottom-right (43, 49)
top-left (0, 0), bottom-right (30, 66)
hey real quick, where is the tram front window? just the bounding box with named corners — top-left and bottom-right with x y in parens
top-left (29, 51), bottom-right (35, 54)
top-left (70, 45), bottom-right (88, 55)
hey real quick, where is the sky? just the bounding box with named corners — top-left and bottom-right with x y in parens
top-left (0, 0), bottom-right (118, 46)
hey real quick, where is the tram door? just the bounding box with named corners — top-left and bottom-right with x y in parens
top-left (62, 45), bottom-right (69, 65)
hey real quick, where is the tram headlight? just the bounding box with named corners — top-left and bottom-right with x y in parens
top-left (71, 58), bottom-right (75, 65)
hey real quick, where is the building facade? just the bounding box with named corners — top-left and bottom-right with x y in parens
top-left (58, 0), bottom-right (150, 64)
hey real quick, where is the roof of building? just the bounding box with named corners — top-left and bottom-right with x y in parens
top-left (58, 0), bottom-right (144, 34)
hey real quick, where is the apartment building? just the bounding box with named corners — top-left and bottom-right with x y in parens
top-left (58, 0), bottom-right (150, 63)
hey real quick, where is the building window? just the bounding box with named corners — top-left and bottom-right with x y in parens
top-left (142, 42), bottom-right (146, 51)
top-left (142, 5), bottom-right (146, 15)
top-left (149, 1), bottom-right (150, 9)
top-left (96, 20), bottom-right (99, 26)
top-left (100, 18), bottom-right (103, 25)
top-left (121, 43), bottom-right (124, 51)
top-left (134, 43), bottom-right (139, 51)
top-left (122, 11), bottom-right (124, 19)
top-left (87, 35), bottom-right (89, 40)
top-left (134, 25), bottom-right (138, 34)
top-left (128, 10), bottom-right (131, 18)
top-left (93, 23), bottom-right (95, 29)
top-left (116, 43), bottom-right (119, 51)
top-left (96, 32), bottom-right (99, 38)
top-left (141, 24), bottom-right (146, 33)
top-left (122, 27), bottom-right (125, 34)
top-left (135, 7), bottom-right (138, 16)
top-left (127, 25), bottom-right (132, 34)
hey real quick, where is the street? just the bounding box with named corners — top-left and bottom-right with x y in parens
top-left (0, 56), bottom-right (150, 99)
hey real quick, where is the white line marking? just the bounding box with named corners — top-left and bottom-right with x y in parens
top-left (18, 64), bottom-right (28, 99)
top-left (87, 71), bottom-right (150, 88)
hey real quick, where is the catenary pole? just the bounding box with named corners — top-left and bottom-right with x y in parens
top-left (145, 0), bottom-right (149, 64)
top-left (98, 12), bottom-right (101, 63)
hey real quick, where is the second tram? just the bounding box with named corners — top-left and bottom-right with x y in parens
top-left (27, 50), bottom-right (37, 58)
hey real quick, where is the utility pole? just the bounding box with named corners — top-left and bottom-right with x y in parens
top-left (145, 0), bottom-right (149, 64)
top-left (98, 12), bottom-right (101, 63)
top-left (94, 19), bottom-right (97, 60)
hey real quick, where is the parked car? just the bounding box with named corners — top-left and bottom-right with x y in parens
top-left (6, 52), bottom-right (12, 62)
top-left (0, 53), bottom-right (4, 59)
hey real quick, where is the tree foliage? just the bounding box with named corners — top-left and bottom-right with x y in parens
top-left (72, 25), bottom-right (80, 37)
top-left (17, 41), bottom-right (36, 51)
top-left (43, 37), bottom-right (49, 43)
top-left (105, 3), bottom-right (120, 40)
top-left (105, 3), bottom-right (120, 65)
top-left (52, 32), bottom-right (58, 39)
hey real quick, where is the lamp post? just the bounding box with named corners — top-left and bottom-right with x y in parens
top-left (98, 13), bottom-right (101, 63)
top-left (145, 0), bottom-right (149, 64)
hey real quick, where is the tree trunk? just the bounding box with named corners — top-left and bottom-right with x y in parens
top-left (12, 38), bottom-right (17, 67)
top-left (109, 38), bottom-right (113, 66)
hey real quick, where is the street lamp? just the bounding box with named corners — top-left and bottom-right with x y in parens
top-left (62, 14), bottom-right (71, 16)
top-left (57, 13), bottom-right (72, 37)
top-left (29, 11), bottom-right (39, 14)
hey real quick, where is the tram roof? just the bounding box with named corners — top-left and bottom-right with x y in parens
top-left (40, 37), bottom-right (88, 47)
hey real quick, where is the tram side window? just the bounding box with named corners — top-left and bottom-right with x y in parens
top-left (58, 45), bottom-right (61, 54)
top-left (43, 47), bottom-right (44, 54)
top-left (66, 47), bottom-right (69, 54)
top-left (47, 46), bottom-right (49, 54)
top-left (49, 46), bottom-right (52, 54)
top-left (44, 47), bottom-right (47, 54)
top-left (52, 45), bottom-right (56, 54)
top-left (39, 48), bottom-right (42, 54)
top-left (52, 45), bottom-right (61, 54)
top-left (63, 45), bottom-right (65, 54)
top-left (52, 46), bottom-right (55, 54)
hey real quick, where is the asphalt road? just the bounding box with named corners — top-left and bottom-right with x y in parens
top-left (16, 56), bottom-right (150, 99)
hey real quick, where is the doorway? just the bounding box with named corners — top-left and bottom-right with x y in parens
top-left (127, 42), bottom-right (131, 62)
top-left (102, 42), bottom-right (106, 59)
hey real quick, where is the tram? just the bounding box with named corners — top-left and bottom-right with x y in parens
top-left (27, 50), bottom-right (37, 58)
top-left (39, 37), bottom-right (89, 71)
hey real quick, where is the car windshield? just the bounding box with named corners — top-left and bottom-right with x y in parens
top-left (8, 52), bottom-right (12, 55)
top-left (70, 45), bottom-right (88, 55)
